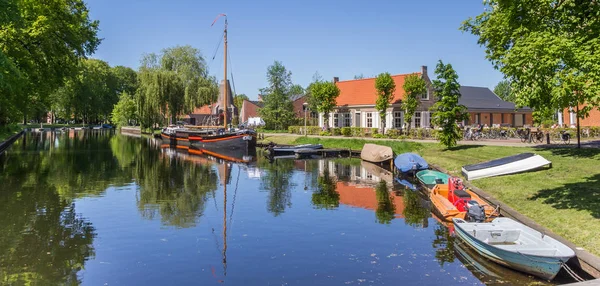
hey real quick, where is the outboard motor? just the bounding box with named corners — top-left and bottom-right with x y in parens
top-left (466, 200), bottom-right (486, 222)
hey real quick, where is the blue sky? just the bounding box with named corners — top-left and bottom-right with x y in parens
top-left (87, 0), bottom-right (501, 100)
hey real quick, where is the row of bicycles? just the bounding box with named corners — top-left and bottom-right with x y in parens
top-left (463, 127), bottom-right (572, 144)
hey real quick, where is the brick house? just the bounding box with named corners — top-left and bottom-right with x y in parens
top-left (460, 86), bottom-right (533, 127)
top-left (559, 106), bottom-right (600, 127)
top-left (184, 80), bottom-right (237, 126)
top-left (240, 98), bottom-right (264, 123)
top-left (318, 66), bottom-right (533, 131)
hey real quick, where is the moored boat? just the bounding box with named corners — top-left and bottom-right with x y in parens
top-left (394, 153), bottom-right (428, 174)
top-left (416, 170), bottom-right (450, 188)
top-left (266, 143), bottom-right (323, 156)
top-left (429, 177), bottom-right (497, 222)
top-left (452, 217), bottom-right (575, 280)
top-left (462, 153), bottom-right (551, 180)
top-left (360, 143), bottom-right (393, 163)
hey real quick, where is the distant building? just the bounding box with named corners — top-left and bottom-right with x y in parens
top-left (559, 106), bottom-right (600, 127)
top-left (317, 66), bottom-right (533, 131)
top-left (184, 80), bottom-right (237, 126)
top-left (240, 99), bottom-right (264, 123)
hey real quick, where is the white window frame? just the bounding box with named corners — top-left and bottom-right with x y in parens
top-left (333, 113), bottom-right (339, 127)
top-left (414, 112), bottom-right (422, 128)
top-left (366, 112), bottom-right (373, 128)
top-left (343, 113), bottom-right (351, 127)
top-left (393, 111), bottom-right (403, 128)
top-left (421, 88), bottom-right (429, 100)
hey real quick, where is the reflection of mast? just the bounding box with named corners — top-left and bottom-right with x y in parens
top-left (222, 162), bottom-right (228, 277)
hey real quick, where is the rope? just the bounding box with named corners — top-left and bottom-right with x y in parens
top-left (228, 164), bottom-right (240, 228)
top-left (562, 262), bottom-right (585, 282)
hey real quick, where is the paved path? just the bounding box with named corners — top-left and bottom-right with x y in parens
top-left (260, 133), bottom-right (600, 148)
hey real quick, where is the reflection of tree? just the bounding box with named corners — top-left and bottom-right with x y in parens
top-left (403, 190), bottom-right (430, 228)
top-left (375, 181), bottom-right (395, 224)
top-left (258, 159), bottom-right (296, 216)
top-left (0, 133), bottom-right (98, 285)
top-left (311, 167), bottom-right (339, 209)
top-left (432, 222), bottom-right (455, 266)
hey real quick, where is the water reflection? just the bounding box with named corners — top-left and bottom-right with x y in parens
top-left (311, 166), bottom-right (340, 210)
top-left (257, 158), bottom-right (295, 216)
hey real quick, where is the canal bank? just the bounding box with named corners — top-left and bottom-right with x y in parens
top-left (0, 130), bottom-right (24, 155)
top-left (259, 135), bottom-right (600, 279)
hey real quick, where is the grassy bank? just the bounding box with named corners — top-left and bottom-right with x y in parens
top-left (261, 134), bottom-right (600, 256)
top-left (0, 124), bottom-right (22, 143)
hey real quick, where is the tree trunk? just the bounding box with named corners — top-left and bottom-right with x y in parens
top-left (576, 105), bottom-right (581, 149)
top-left (380, 114), bottom-right (386, 135)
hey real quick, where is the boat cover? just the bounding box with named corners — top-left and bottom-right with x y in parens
top-left (462, 153), bottom-right (551, 180)
top-left (360, 143), bottom-right (393, 163)
top-left (394, 153), bottom-right (429, 173)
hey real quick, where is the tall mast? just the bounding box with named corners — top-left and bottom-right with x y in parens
top-left (222, 162), bottom-right (228, 276)
top-left (223, 18), bottom-right (228, 129)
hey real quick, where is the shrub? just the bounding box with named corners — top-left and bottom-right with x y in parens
top-left (341, 127), bottom-right (351, 136)
top-left (288, 126), bottom-right (299, 134)
top-left (372, 128), bottom-right (379, 135)
top-left (331, 127), bottom-right (341, 136)
top-left (351, 127), bottom-right (363, 137)
top-left (319, 131), bottom-right (331, 136)
top-left (373, 134), bottom-right (384, 138)
top-left (386, 129), bottom-right (400, 138)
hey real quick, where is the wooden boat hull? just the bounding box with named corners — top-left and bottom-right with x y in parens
top-left (161, 130), bottom-right (257, 151)
top-left (360, 143), bottom-right (393, 163)
top-left (462, 153), bottom-right (551, 180)
top-left (429, 184), bottom-right (496, 221)
top-left (453, 218), bottom-right (573, 280)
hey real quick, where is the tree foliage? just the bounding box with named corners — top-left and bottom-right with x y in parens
top-left (461, 0), bottom-right (600, 122)
top-left (402, 74), bottom-right (426, 131)
top-left (309, 80), bottom-right (340, 129)
top-left (354, 74), bottom-right (365, 79)
top-left (375, 73), bottom-right (396, 134)
top-left (0, 0), bottom-right (100, 124)
top-left (311, 167), bottom-right (339, 210)
top-left (430, 61), bottom-right (468, 149)
top-left (375, 181), bottom-right (395, 224)
top-left (259, 61), bottom-right (296, 130)
top-left (135, 46), bottom-right (219, 129)
top-left (493, 80), bottom-right (513, 103)
top-left (111, 92), bottom-right (137, 128)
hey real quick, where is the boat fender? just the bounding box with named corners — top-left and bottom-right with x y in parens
top-left (243, 135), bottom-right (252, 141)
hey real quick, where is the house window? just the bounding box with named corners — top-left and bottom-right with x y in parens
top-left (414, 112), bottom-right (422, 128)
top-left (333, 113), bottom-right (339, 127)
top-left (394, 111), bottom-right (403, 128)
top-left (421, 88), bottom-right (429, 100)
top-left (344, 113), bottom-right (351, 127)
top-left (366, 113), bottom-right (373, 128)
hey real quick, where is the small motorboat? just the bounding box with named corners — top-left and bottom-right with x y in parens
top-left (462, 153), bottom-right (551, 180)
top-left (266, 143), bottom-right (323, 156)
top-left (416, 170), bottom-right (450, 188)
top-left (394, 153), bottom-right (428, 174)
top-left (452, 217), bottom-right (575, 280)
top-left (360, 143), bottom-right (393, 163)
top-left (430, 177), bottom-right (497, 222)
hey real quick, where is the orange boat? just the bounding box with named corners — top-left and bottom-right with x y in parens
top-left (429, 177), bottom-right (497, 222)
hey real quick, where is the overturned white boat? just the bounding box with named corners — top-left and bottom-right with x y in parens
top-left (461, 153), bottom-right (551, 181)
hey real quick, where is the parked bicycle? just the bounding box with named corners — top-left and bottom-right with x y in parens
top-left (551, 130), bottom-right (571, 144)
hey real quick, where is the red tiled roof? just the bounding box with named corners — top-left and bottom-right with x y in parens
top-left (185, 105), bottom-right (213, 117)
top-left (336, 182), bottom-right (405, 217)
top-left (335, 73), bottom-right (420, 106)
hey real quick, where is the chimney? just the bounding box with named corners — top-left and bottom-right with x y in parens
top-left (258, 94), bottom-right (263, 102)
top-left (421, 66), bottom-right (428, 76)
top-left (333, 77), bottom-right (339, 83)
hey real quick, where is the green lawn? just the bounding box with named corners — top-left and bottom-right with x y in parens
top-left (261, 135), bottom-right (600, 256)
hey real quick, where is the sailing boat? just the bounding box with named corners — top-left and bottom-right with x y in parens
top-left (161, 14), bottom-right (257, 152)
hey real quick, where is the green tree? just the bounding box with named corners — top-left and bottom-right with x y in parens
top-left (259, 61), bottom-right (296, 130)
top-left (402, 74), bottom-right (426, 131)
top-left (461, 0), bottom-right (600, 148)
top-left (430, 61), bottom-right (468, 149)
top-left (309, 81), bottom-right (340, 129)
top-left (233, 94), bottom-right (249, 112)
top-left (135, 46), bottom-right (219, 129)
top-left (111, 92), bottom-right (137, 128)
top-left (493, 80), bottom-right (513, 102)
top-left (290, 84), bottom-right (305, 96)
top-left (375, 73), bottom-right (396, 134)
top-left (0, 0), bottom-right (100, 124)
top-left (111, 66), bottom-right (138, 95)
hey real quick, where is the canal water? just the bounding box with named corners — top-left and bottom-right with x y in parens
top-left (0, 131), bottom-right (555, 285)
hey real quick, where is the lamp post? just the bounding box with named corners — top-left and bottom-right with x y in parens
top-left (303, 102), bottom-right (308, 136)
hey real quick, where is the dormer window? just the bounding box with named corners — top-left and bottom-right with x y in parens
top-left (421, 88), bottom-right (430, 100)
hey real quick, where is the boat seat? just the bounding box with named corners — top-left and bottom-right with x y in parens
top-left (453, 189), bottom-right (471, 199)
top-left (473, 229), bottom-right (521, 244)
top-left (434, 194), bottom-right (457, 211)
